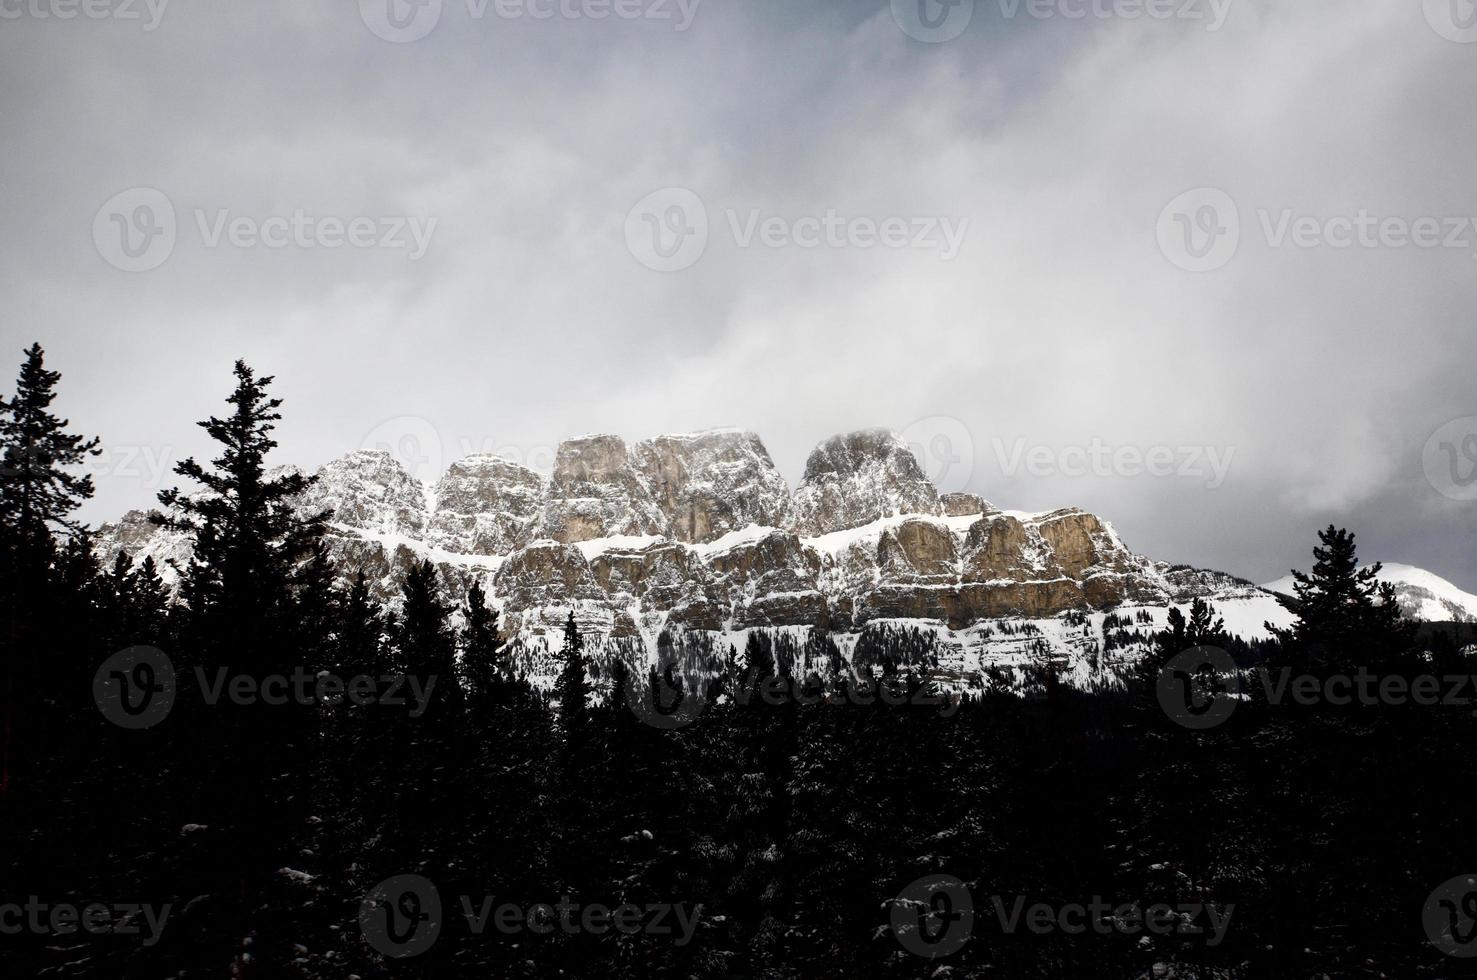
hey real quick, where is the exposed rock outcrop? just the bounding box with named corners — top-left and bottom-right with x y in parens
top-left (92, 509), bottom-right (194, 582)
top-left (300, 450), bottom-right (427, 536)
top-left (792, 429), bottom-right (941, 536)
top-left (429, 455), bottom-right (544, 555)
top-left (703, 529), bottom-right (827, 628)
top-left (941, 492), bottom-right (994, 517)
top-left (632, 430), bottom-right (793, 544)
top-left (536, 435), bottom-right (669, 544)
top-left (93, 429), bottom-right (1274, 644)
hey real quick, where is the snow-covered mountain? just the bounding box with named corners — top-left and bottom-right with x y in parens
top-left (792, 429), bottom-right (942, 535)
top-left (92, 426), bottom-right (1460, 685)
top-left (1263, 563), bottom-right (1477, 624)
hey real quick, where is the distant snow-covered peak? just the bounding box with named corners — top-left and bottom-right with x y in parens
top-left (1262, 563), bottom-right (1477, 623)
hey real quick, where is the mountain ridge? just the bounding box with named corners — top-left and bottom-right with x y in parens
top-left (92, 426), bottom-right (1463, 683)
top-left (1263, 563), bottom-right (1477, 624)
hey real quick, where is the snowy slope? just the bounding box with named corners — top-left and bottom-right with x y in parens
top-left (1263, 563), bottom-right (1477, 623)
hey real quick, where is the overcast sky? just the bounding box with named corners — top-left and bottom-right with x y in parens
top-left (2, 0), bottom-right (1475, 588)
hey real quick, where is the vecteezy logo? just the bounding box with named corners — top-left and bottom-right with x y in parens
top-left (361, 416), bottom-right (444, 484)
top-left (901, 416), bottom-right (975, 494)
top-left (1157, 646), bottom-right (1240, 730)
top-left (890, 874), bottom-right (973, 958)
top-left (1425, 0), bottom-right (1477, 43)
top-left (359, 0), bottom-right (442, 42)
top-left (93, 646), bottom-right (176, 729)
top-left (360, 874), bottom-right (443, 958)
top-left (1156, 188), bottom-right (1240, 273)
top-left (93, 188), bottom-right (177, 272)
top-left (625, 658), bottom-right (706, 730)
top-left (1425, 875), bottom-right (1477, 957)
top-left (1424, 417), bottom-right (1477, 502)
top-left (624, 188), bottom-right (708, 272)
top-left (891, 0), bottom-right (974, 43)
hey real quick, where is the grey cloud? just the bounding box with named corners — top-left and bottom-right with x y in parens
top-left (1, 0), bottom-right (1474, 590)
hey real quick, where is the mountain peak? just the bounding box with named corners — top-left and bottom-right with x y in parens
top-left (794, 429), bottom-right (941, 536)
top-left (1262, 563), bottom-right (1477, 623)
top-left (537, 434), bottom-right (668, 544)
top-left (632, 430), bottom-right (791, 544)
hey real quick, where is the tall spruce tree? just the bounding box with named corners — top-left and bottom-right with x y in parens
top-left (0, 343), bottom-right (101, 544)
top-left (371, 558), bottom-right (472, 895)
top-left (1268, 525), bottom-right (1416, 669)
top-left (158, 360), bottom-right (327, 650)
top-left (460, 579), bottom-right (503, 707)
top-left (0, 343), bottom-right (100, 799)
top-left (394, 558), bottom-right (461, 717)
top-left (335, 571), bottom-right (384, 679)
top-left (554, 611), bottom-right (589, 748)
top-left (104, 552), bottom-right (173, 649)
top-left (1137, 597), bottom-right (1229, 683)
top-left (294, 541), bottom-right (338, 673)
top-left (154, 360), bottom-right (329, 974)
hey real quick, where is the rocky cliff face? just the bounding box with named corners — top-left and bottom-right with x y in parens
top-left (536, 435), bottom-right (669, 544)
top-left (301, 450), bottom-right (427, 536)
top-left (93, 427), bottom-right (1264, 644)
top-left (792, 429), bottom-right (942, 536)
top-left (942, 492), bottom-right (995, 517)
top-left (429, 454), bottom-right (544, 555)
top-left (92, 509), bottom-right (194, 582)
top-left (632, 429), bottom-right (793, 544)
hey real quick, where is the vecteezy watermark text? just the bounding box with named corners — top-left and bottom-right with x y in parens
top-left (891, 0), bottom-right (1233, 43)
top-left (359, 874), bottom-right (701, 958)
top-left (0, 897), bottom-right (171, 947)
top-left (1425, 0), bottom-right (1477, 43)
top-left (1426, 875), bottom-right (1477, 958)
top-left (888, 874), bottom-right (1233, 958)
top-left (1157, 647), bottom-right (1477, 730)
top-left (623, 663), bottom-right (962, 730)
top-left (1158, 188), bottom-right (1477, 273)
top-left (93, 188), bottom-right (436, 272)
top-left (985, 895), bottom-right (1233, 945)
top-left (1425, 417), bottom-right (1477, 502)
top-left (93, 646), bottom-right (437, 729)
top-left (992, 437), bottom-right (1235, 489)
top-left (993, 0), bottom-right (1232, 27)
top-left (359, 0), bottom-right (700, 43)
top-left (0, 0), bottom-right (168, 29)
top-left (624, 188), bottom-right (968, 271)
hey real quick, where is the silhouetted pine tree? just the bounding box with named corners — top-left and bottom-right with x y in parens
top-left (554, 611), bottom-right (590, 756)
top-left (154, 360), bottom-right (330, 975)
top-left (334, 571), bottom-right (384, 679)
top-left (103, 552), bottom-right (174, 651)
top-left (1134, 597), bottom-right (1230, 697)
top-left (394, 559), bottom-right (460, 713)
top-left (0, 342), bottom-right (101, 793)
top-left (452, 586), bottom-right (553, 979)
top-left (362, 557), bottom-right (474, 929)
top-left (293, 542), bottom-right (338, 673)
top-left (460, 579), bottom-right (503, 707)
top-left (1268, 525), bottom-right (1417, 671)
top-left (158, 361), bottom-right (327, 640)
top-left (0, 342), bottom-right (101, 543)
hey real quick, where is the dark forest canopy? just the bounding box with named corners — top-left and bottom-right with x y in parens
top-left (2, 347), bottom-right (1475, 979)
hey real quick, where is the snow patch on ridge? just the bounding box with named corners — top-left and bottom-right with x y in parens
top-left (330, 522), bottom-right (505, 572)
top-left (574, 534), bottom-right (668, 560)
top-left (1264, 563), bottom-right (1477, 623)
top-left (692, 523), bottom-right (786, 557)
